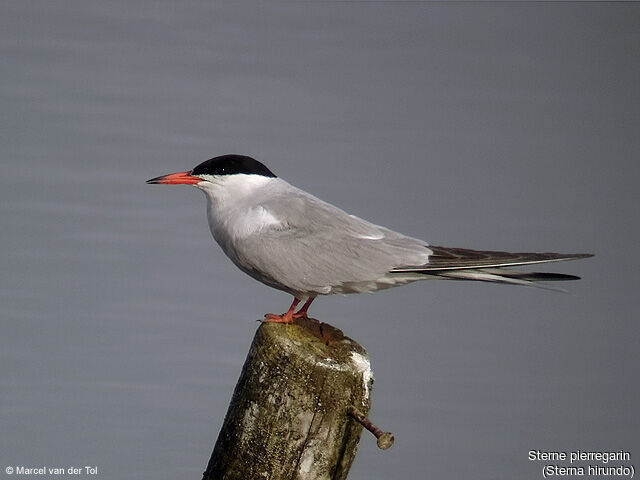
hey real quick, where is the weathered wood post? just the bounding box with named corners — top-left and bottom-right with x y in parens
top-left (202, 316), bottom-right (389, 480)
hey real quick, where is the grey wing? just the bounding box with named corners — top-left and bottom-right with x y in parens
top-left (232, 181), bottom-right (593, 293)
top-left (234, 187), bottom-right (431, 295)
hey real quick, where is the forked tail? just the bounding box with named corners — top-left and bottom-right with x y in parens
top-left (390, 246), bottom-right (593, 289)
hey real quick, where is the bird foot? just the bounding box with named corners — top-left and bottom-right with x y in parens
top-left (263, 313), bottom-right (295, 324)
top-left (263, 311), bottom-right (309, 324)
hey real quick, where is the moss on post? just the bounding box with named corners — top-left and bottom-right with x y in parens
top-left (202, 317), bottom-right (373, 480)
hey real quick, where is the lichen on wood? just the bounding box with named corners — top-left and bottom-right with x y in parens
top-left (202, 317), bottom-right (373, 480)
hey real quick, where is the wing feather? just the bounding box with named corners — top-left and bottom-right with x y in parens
top-left (232, 182), bottom-right (431, 294)
top-left (391, 246), bottom-right (593, 272)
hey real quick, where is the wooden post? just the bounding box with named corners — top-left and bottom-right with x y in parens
top-left (202, 316), bottom-right (377, 480)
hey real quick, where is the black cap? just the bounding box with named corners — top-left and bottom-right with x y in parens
top-left (191, 155), bottom-right (276, 178)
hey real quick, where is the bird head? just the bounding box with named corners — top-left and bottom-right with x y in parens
top-left (146, 154), bottom-right (277, 189)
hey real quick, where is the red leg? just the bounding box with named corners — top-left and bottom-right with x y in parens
top-left (264, 298), bottom-right (300, 324)
top-left (292, 297), bottom-right (315, 319)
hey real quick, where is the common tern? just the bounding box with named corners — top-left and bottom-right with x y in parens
top-left (147, 154), bottom-right (592, 323)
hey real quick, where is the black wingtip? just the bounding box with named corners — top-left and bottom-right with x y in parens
top-left (522, 272), bottom-right (582, 281)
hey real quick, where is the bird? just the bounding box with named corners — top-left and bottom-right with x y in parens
top-left (147, 154), bottom-right (592, 323)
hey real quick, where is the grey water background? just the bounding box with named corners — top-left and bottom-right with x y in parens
top-left (1, 2), bottom-right (638, 479)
